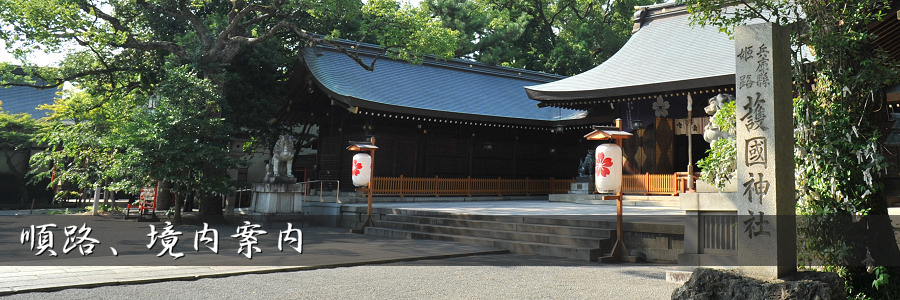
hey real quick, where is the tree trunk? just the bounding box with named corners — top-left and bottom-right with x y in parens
top-left (225, 192), bottom-right (235, 218)
top-left (183, 192), bottom-right (194, 212)
top-left (199, 194), bottom-right (226, 223)
top-left (172, 192), bottom-right (182, 223)
top-left (91, 185), bottom-right (100, 216)
top-left (156, 181), bottom-right (173, 210)
top-left (19, 187), bottom-right (29, 209)
top-left (197, 69), bottom-right (228, 221)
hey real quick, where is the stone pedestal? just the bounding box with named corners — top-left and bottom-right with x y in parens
top-left (265, 175), bottom-right (297, 184)
top-left (250, 183), bottom-right (304, 213)
top-left (678, 191), bottom-right (738, 269)
top-left (569, 176), bottom-right (595, 194)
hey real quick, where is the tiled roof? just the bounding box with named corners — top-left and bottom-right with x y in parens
top-left (525, 4), bottom-right (735, 101)
top-left (302, 43), bottom-right (586, 125)
top-left (0, 84), bottom-right (58, 119)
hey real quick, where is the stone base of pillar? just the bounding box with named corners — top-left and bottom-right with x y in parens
top-left (250, 183), bottom-right (305, 213)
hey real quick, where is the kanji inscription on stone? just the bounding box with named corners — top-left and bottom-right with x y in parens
top-left (734, 22), bottom-right (796, 280)
top-left (745, 137), bottom-right (767, 167)
top-left (743, 210), bottom-right (772, 238)
top-left (740, 92), bottom-right (768, 131)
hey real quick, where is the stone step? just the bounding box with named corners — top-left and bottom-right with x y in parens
top-left (574, 199), bottom-right (680, 207)
top-left (376, 220), bottom-right (611, 248)
top-left (342, 205), bottom-right (622, 228)
top-left (339, 196), bottom-right (549, 204)
top-left (345, 206), bottom-right (683, 235)
top-left (364, 227), bottom-right (604, 261)
top-left (383, 214), bottom-right (614, 239)
top-left (347, 206), bottom-right (680, 231)
top-left (549, 194), bottom-right (680, 207)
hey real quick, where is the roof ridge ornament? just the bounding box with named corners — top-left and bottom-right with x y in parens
top-left (632, 7), bottom-right (647, 33)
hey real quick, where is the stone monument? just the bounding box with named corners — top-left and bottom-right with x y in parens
top-left (733, 22), bottom-right (795, 280)
top-left (672, 21), bottom-right (796, 285)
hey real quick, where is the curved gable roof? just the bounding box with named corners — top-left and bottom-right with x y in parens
top-left (302, 44), bottom-right (586, 125)
top-left (0, 67), bottom-right (59, 118)
top-left (525, 4), bottom-right (735, 102)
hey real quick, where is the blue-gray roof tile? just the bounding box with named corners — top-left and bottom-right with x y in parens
top-left (302, 46), bottom-right (586, 124)
top-left (525, 5), bottom-right (736, 101)
top-left (0, 85), bottom-right (58, 118)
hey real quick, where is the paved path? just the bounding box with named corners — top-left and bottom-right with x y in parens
top-left (0, 254), bottom-right (682, 300)
top-left (2, 201), bottom-right (895, 297)
top-left (0, 222), bottom-right (505, 295)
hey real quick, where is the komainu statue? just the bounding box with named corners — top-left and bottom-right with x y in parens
top-left (703, 93), bottom-right (735, 143)
top-left (577, 150), bottom-right (594, 177)
top-left (269, 134), bottom-right (296, 182)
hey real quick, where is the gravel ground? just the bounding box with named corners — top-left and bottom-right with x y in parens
top-left (2, 254), bottom-right (681, 300)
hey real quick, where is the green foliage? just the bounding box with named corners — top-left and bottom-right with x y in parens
top-left (0, 104), bottom-right (42, 204)
top-left (29, 86), bottom-right (134, 194)
top-left (711, 99), bottom-right (735, 134)
top-left (424, 0), bottom-right (663, 75)
top-left (123, 66), bottom-right (239, 196)
top-left (361, 0), bottom-right (458, 63)
top-left (687, 0), bottom-right (900, 298)
top-left (0, 102), bottom-right (39, 175)
top-left (3, 0), bottom-right (460, 217)
top-left (83, 203), bottom-right (119, 213)
top-left (872, 266), bottom-right (890, 291)
top-left (697, 145), bottom-right (735, 189)
top-left (0, 102), bottom-right (37, 148)
top-left (697, 137), bottom-right (736, 189)
top-left (685, 0), bottom-right (800, 36)
top-left (47, 207), bottom-right (83, 215)
top-left (697, 100), bottom-right (736, 190)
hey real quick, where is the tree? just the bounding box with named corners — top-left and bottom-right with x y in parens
top-left (29, 77), bottom-right (137, 205)
top-left (1, 0), bottom-right (457, 220)
top-left (687, 1), bottom-right (900, 297)
top-left (423, 0), bottom-right (662, 75)
top-left (0, 101), bottom-right (39, 204)
top-left (123, 66), bottom-right (238, 223)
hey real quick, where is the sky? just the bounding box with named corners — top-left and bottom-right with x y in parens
top-left (0, 41), bottom-right (69, 67)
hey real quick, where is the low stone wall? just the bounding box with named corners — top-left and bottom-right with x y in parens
top-left (623, 230), bottom-right (684, 263)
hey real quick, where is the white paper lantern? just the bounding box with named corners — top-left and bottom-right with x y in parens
top-left (351, 153), bottom-right (372, 187)
top-left (595, 144), bottom-right (622, 194)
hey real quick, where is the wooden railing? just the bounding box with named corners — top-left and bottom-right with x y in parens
top-left (371, 176), bottom-right (573, 197)
top-left (622, 173), bottom-right (679, 196)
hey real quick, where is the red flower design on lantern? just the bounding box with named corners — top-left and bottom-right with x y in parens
top-left (596, 152), bottom-right (613, 177)
top-left (353, 160), bottom-right (363, 176)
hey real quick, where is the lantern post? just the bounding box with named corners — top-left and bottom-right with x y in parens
top-left (347, 137), bottom-right (378, 233)
top-left (584, 119), bottom-right (637, 262)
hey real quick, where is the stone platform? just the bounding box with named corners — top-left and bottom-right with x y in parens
top-left (342, 200), bottom-right (686, 263)
top-left (549, 193), bottom-right (681, 207)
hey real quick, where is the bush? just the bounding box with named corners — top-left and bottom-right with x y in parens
top-left (696, 101), bottom-right (736, 190)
